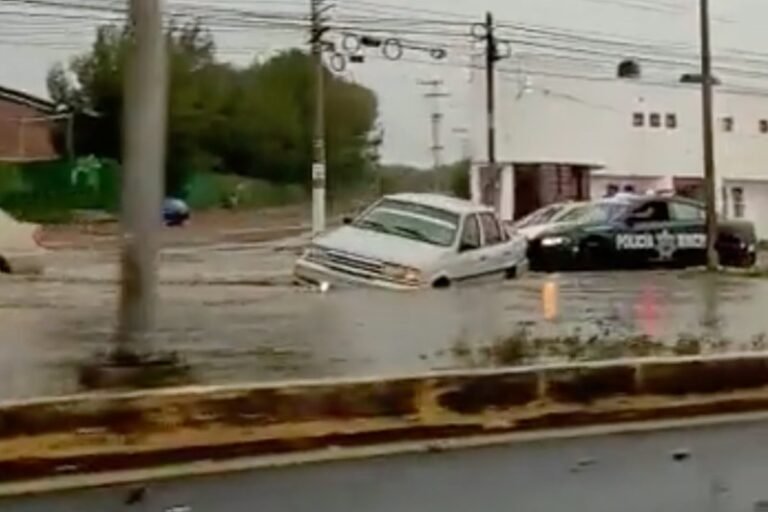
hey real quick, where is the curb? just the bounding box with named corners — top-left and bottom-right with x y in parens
top-left (3, 353), bottom-right (768, 485)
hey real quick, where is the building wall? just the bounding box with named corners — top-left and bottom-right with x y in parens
top-left (0, 98), bottom-right (58, 162)
top-left (724, 179), bottom-right (768, 240)
top-left (471, 73), bottom-right (768, 181)
top-left (469, 69), bottom-right (768, 238)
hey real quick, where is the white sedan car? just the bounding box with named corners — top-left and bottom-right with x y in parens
top-left (513, 201), bottom-right (587, 240)
top-left (294, 193), bottom-right (528, 290)
top-left (0, 209), bottom-right (45, 274)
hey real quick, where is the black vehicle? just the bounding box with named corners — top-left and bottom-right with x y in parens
top-left (163, 197), bottom-right (190, 227)
top-left (528, 195), bottom-right (757, 271)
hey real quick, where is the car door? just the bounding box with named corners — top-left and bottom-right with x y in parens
top-left (478, 212), bottom-right (512, 274)
top-left (620, 200), bottom-right (674, 267)
top-left (450, 213), bottom-right (486, 280)
top-left (669, 200), bottom-right (707, 267)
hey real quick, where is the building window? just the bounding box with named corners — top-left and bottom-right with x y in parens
top-left (760, 119), bottom-right (768, 134)
top-left (649, 113), bottom-right (661, 128)
top-left (732, 187), bottom-right (745, 218)
top-left (632, 112), bottom-right (644, 127)
top-left (721, 117), bottom-right (734, 132)
top-left (618, 60), bottom-right (642, 79)
top-left (665, 113), bottom-right (678, 129)
top-left (670, 201), bottom-right (705, 221)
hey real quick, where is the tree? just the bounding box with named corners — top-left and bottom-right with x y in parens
top-left (48, 22), bottom-right (380, 198)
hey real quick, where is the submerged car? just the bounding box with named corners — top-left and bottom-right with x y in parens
top-left (0, 209), bottom-right (45, 274)
top-left (294, 193), bottom-right (528, 290)
top-left (528, 195), bottom-right (757, 272)
top-left (163, 197), bottom-right (190, 227)
top-left (513, 201), bottom-right (587, 240)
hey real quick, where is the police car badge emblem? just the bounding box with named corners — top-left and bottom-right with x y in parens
top-left (656, 230), bottom-right (677, 260)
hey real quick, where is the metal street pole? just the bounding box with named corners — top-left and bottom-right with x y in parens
top-left (116, 0), bottom-right (167, 355)
top-left (310, 0), bottom-right (327, 234)
top-left (699, 0), bottom-right (718, 271)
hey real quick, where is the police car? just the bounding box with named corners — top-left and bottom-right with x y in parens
top-left (527, 194), bottom-right (757, 271)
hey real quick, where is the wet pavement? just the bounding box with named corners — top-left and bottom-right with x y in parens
top-left (7, 416), bottom-right (768, 512)
top-left (3, 241), bottom-right (768, 400)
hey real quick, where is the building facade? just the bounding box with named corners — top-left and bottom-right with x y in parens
top-left (0, 85), bottom-right (60, 163)
top-left (469, 66), bottom-right (768, 239)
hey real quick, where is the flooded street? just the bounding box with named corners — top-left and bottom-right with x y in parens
top-left (2, 242), bottom-right (768, 400)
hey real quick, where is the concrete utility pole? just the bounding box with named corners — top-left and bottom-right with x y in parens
top-left (418, 79), bottom-right (449, 180)
top-left (699, 0), bottom-right (718, 271)
top-left (453, 127), bottom-right (471, 161)
top-left (310, 0), bottom-right (328, 234)
top-left (116, 0), bottom-right (167, 353)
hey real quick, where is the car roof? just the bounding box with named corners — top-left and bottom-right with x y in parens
top-left (384, 193), bottom-right (492, 215)
top-left (598, 194), bottom-right (704, 207)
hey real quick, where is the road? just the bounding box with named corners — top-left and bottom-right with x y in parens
top-left (1, 240), bottom-right (768, 399)
top-left (5, 416), bottom-right (768, 511)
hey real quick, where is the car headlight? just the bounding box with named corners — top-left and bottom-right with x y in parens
top-left (541, 236), bottom-right (570, 247)
top-left (382, 263), bottom-right (421, 284)
top-left (303, 245), bottom-right (329, 262)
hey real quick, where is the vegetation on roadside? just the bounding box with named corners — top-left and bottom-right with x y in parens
top-left (46, 21), bottom-right (381, 199)
top-left (376, 160), bottom-right (470, 198)
top-left (2, 22), bottom-right (472, 222)
top-left (448, 328), bottom-right (768, 368)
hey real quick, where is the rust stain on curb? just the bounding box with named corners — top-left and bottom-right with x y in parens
top-left (4, 354), bottom-right (768, 483)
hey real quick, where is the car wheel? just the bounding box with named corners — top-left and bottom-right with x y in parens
top-left (0, 257), bottom-right (10, 274)
top-left (579, 239), bottom-right (606, 271)
top-left (432, 276), bottom-right (452, 289)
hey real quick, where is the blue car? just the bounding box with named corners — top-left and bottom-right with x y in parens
top-left (162, 198), bottom-right (190, 227)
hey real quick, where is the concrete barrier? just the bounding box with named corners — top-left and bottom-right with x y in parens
top-left (4, 352), bottom-right (768, 484)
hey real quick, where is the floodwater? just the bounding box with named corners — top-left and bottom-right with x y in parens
top-left (2, 241), bottom-right (768, 400)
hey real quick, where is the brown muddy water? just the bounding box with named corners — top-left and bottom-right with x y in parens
top-left (1, 244), bottom-right (768, 400)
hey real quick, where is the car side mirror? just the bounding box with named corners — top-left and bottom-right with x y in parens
top-left (459, 242), bottom-right (478, 253)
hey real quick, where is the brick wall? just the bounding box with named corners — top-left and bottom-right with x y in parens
top-left (0, 98), bottom-right (58, 162)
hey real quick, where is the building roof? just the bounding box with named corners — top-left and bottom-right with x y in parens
top-left (512, 160), bottom-right (605, 170)
top-left (0, 85), bottom-right (55, 113)
top-left (385, 193), bottom-right (491, 215)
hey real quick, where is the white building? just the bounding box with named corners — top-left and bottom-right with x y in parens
top-left (469, 62), bottom-right (768, 240)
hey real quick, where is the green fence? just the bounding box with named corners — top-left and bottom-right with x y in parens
top-left (0, 159), bottom-right (308, 223)
top-left (184, 172), bottom-right (306, 210)
top-left (0, 158), bottom-right (120, 223)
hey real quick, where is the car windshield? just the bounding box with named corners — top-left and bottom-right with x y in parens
top-left (558, 202), bottom-right (628, 224)
top-left (353, 199), bottom-right (460, 247)
top-left (516, 204), bottom-right (567, 228)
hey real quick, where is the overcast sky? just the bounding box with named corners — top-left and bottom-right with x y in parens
top-left (1, 0), bottom-right (766, 166)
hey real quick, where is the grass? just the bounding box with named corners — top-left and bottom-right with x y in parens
top-left (448, 327), bottom-right (768, 368)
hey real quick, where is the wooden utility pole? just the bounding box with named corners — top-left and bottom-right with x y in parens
top-left (699, 0), bottom-right (718, 271)
top-left (310, 0), bottom-right (327, 234)
top-left (484, 12), bottom-right (498, 169)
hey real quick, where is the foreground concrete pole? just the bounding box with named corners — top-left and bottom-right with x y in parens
top-left (116, 0), bottom-right (167, 353)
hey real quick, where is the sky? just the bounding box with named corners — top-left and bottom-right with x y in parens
top-left (1, 0), bottom-right (767, 167)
